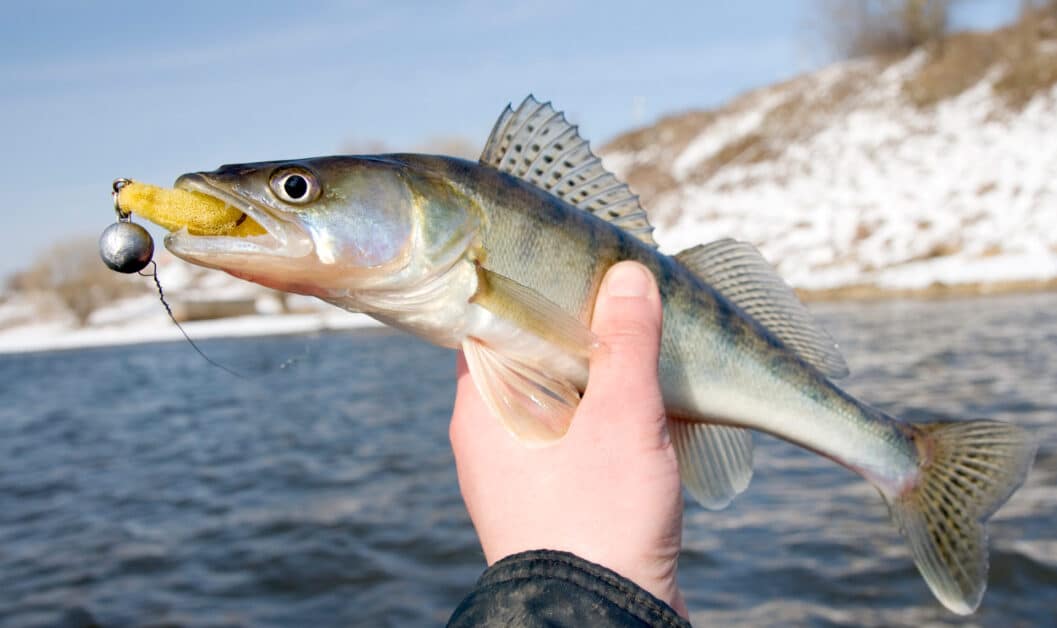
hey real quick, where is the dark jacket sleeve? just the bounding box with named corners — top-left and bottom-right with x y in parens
top-left (447, 550), bottom-right (691, 627)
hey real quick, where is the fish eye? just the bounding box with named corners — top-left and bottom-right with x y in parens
top-left (270, 168), bottom-right (321, 204)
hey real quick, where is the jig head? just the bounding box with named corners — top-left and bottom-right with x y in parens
top-left (100, 178), bottom-right (155, 273)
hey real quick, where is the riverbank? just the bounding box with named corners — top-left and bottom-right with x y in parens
top-left (798, 277), bottom-right (1057, 302)
top-left (4, 279), bottom-right (1055, 355)
top-left (0, 310), bottom-right (382, 355)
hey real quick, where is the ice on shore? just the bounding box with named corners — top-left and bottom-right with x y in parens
top-left (0, 299), bottom-right (381, 355)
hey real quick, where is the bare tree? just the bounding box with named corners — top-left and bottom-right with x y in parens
top-left (7, 236), bottom-right (150, 325)
top-left (814, 0), bottom-right (954, 59)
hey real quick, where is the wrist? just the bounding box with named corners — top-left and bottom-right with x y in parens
top-left (595, 554), bottom-right (686, 619)
top-left (486, 545), bottom-right (686, 619)
top-left (482, 550), bottom-right (690, 623)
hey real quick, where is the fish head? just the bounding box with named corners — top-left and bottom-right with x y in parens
top-left (167, 156), bottom-right (479, 297)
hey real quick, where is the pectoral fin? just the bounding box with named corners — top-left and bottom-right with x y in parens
top-left (462, 337), bottom-right (580, 445)
top-left (471, 267), bottom-right (596, 358)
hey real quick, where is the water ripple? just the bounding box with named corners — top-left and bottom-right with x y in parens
top-left (1, 293), bottom-right (1055, 625)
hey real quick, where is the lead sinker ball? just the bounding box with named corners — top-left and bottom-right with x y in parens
top-left (99, 178), bottom-right (155, 274)
top-left (99, 220), bottom-right (155, 273)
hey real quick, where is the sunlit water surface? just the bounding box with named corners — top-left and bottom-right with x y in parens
top-left (1, 293), bottom-right (1054, 627)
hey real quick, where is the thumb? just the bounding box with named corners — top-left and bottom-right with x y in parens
top-left (579, 261), bottom-right (666, 436)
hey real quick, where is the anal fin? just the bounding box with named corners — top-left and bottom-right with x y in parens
top-left (669, 418), bottom-right (754, 510)
top-left (462, 337), bottom-right (580, 445)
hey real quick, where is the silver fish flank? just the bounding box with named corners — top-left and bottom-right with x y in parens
top-left (145, 97), bottom-right (1035, 615)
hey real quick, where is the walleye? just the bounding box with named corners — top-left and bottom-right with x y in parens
top-left (116, 96), bottom-right (1035, 614)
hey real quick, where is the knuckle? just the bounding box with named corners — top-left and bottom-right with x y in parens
top-left (602, 318), bottom-right (661, 348)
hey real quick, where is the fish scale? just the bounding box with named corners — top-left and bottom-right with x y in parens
top-left (111, 96), bottom-right (1036, 616)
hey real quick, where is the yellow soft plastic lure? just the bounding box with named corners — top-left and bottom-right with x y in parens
top-left (116, 181), bottom-right (265, 237)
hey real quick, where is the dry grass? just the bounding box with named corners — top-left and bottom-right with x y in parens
top-left (604, 110), bottom-right (718, 155)
top-left (599, 1), bottom-right (1057, 234)
top-left (903, 30), bottom-right (999, 106)
top-left (797, 277), bottom-right (1057, 301)
top-left (813, 0), bottom-right (953, 60)
top-left (976, 181), bottom-right (998, 195)
top-left (994, 3), bottom-right (1057, 106)
top-left (698, 133), bottom-right (781, 175)
top-left (904, 3), bottom-right (1057, 108)
top-left (760, 63), bottom-right (879, 136)
top-left (603, 109), bottom-right (719, 223)
top-left (6, 236), bottom-right (150, 325)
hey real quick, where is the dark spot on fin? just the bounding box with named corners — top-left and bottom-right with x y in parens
top-left (479, 95), bottom-right (657, 248)
top-left (885, 420), bottom-right (1036, 614)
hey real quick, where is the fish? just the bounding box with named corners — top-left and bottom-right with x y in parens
top-left (116, 96), bottom-right (1036, 614)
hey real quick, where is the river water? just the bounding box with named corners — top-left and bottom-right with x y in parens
top-left (1, 293), bottom-right (1054, 627)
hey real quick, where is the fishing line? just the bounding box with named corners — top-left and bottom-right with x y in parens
top-left (107, 178), bottom-right (308, 378)
top-left (138, 261), bottom-right (247, 379)
top-left (276, 343), bottom-right (312, 370)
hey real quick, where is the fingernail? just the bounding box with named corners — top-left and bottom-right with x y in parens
top-left (605, 262), bottom-right (652, 297)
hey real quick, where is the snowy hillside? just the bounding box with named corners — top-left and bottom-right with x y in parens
top-left (601, 14), bottom-right (1057, 297)
top-left (4, 12), bottom-right (1056, 353)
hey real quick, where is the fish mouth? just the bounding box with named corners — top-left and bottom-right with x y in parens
top-left (166, 174), bottom-right (313, 261)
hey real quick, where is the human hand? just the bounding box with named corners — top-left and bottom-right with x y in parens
top-left (449, 261), bottom-right (687, 616)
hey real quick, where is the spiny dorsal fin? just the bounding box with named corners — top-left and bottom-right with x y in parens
top-left (676, 239), bottom-right (850, 379)
top-left (480, 96), bottom-right (657, 248)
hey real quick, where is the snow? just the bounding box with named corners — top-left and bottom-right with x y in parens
top-left (606, 52), bottom-right (1057, 292)
top-left (7, 47), bottom-right (1057, 354)
top-left (0, 295), bottom-right (45, 328)
top-left (0, 249), bottom-right (386, 355)
top-left (86, 295), bottom-right (163, 327)
top-left (876, 248), bottom-right (1057, 290)
top-left (0, 310), bottom-right (382, 355)
top-left (672, 89), bottom-right (788, 180)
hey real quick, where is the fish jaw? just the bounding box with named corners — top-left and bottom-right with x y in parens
top-left (166, 173), bottom-right (324, 294)
top-left (162, 157), bottom-right (430, 297)
top-left (162, 155), bottom-right (487, 332)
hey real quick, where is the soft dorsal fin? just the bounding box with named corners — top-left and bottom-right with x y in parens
top-left (676, 239), bottom-right (850, 379)
top-left (481, 96), bottom-right (657, 248)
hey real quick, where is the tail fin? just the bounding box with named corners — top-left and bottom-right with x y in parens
top-left (885, 420), bottom-right (1036, 614)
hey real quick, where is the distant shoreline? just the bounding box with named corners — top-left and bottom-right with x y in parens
top-left (0, 312), bottom-right (384, 356)
top-left (3, 280), bottom-right (1055, 356)
top-left (797, 278), bottom-right (1057, 302)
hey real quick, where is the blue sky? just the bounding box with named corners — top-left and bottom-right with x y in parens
top-left (0, 1), bottom-right (1019, 280)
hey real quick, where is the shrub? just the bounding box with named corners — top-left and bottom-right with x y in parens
top-left (5, 235), bottom-right (150, 325)
top-left (815, 0), bottom-right (954, 59)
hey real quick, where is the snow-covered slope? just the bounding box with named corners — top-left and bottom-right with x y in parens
top-left (0, 252), bottom-right (379, 354)
top-left (5, 14), bottom-right (1056, 353)
top-left (601, 17), bottom-right (1057, 297)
